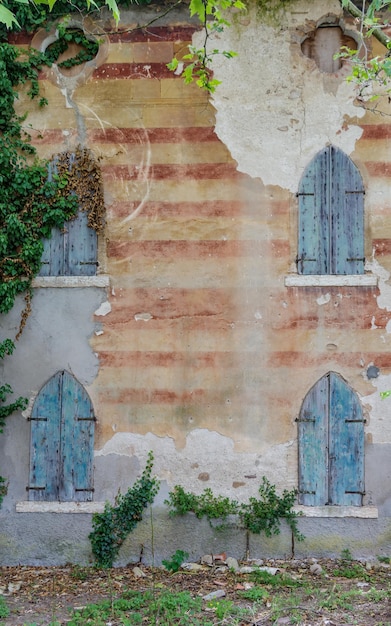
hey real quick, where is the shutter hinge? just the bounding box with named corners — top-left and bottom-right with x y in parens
top-left (79, 262), bottom-right (99, 266)
top-left (77, 416), bottom-right (97, 422)
top-left (26, 486), bottom-right (46, 491)
top-left (296, 192), bottom-right (315, 197)
top-left (346, 257), bottom-right (365, 262)
top-left (28, 417), bottom-right (48, 421)
top-left (295, 417), bottom-right (316, 422)
top-left (345, 190), bottom-right (365, 195)
top-left (345, 490), bottom-right (365, 495)
top-left (75, 488), bottom-right (95, 492)
top-left (344, 419), bottom-right (366, 423)
top-left (298, 490), bottom-right (316, 495)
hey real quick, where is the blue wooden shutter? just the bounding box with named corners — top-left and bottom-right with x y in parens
top-left (298, 376), bottom-right (328, 505)
top-left (39, 154), bottom-right (98, 277)
top-left (298, 372), bottom-right (364, 506)
top-left (330, 147), bottom-right (365, 275)
top-left (60, 371), bottom-right (95, 501)
top-left (298, 146), bottom-right (364, 275)
top-left (29, 372), bottom-right (62, 500)
top-left (298, 147), bottom-right (329, 275)
top-left (29, 371), bottom-right (95, 502)
top-left (329, 373), bottom-right (364, 505)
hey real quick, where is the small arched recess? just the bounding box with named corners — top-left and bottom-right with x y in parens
top-left (298, 372), bottom-right (364, 506)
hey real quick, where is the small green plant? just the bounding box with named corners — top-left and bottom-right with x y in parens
top-left (249, 568), bottom-right (302, 588)
top-left (340, 547), bottom-right (353, 562)
top-left (0, 596), bottom-right (10, 619)
top-left (70, 564), bottom-right (91, 581)
top-left (166, 485), bottom-right (239, 524)
top-left (377, 555), bottom-right (390, 563)
top-left (333, 562), bottom-right (371, 581)
top-left (89, 451), bottom-right (159, 568)
top-left (166, 476), bottom-right (304, 556)
top-left (162, 549), bottom-right (189, 573)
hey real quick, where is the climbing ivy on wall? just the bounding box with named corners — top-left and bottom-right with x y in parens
top-left (0, 33), bottom-right (105, 500)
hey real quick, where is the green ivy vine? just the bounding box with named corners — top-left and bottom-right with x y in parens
top-left (89, 452), bottom-right (160, 568)
top-left (166, 477), bottom-right (304, 556)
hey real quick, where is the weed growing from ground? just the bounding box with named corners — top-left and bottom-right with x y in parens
top-left (162, 549), bottom-right (189, 573)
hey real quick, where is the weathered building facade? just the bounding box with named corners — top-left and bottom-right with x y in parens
top-left (1, 0), bottom-right (391, 564)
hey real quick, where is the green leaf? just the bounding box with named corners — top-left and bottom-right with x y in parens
top-left (0, 4), bottom-right (19, 28)
top-left (105, 0), bottom-right (120, 24)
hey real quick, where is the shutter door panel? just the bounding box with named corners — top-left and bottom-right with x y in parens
top-left (67, 210), bottom-right (97, 276)
top-left (39, 153), bottom-right (98, 277)
top-left (298, 145), bottom-right (364, 276)
top-left (330, 147), bottom-right (364, 275)
top-left (329, 373), bottom-right (364, 506)
top-left (298, 148), bottom-right (329, 275)
top-left (29, 372), bottom-right (62, 500)
top-left (298, 376), bottom-right (328, 505)
top-left (60, 371), bottom-right (94, 502)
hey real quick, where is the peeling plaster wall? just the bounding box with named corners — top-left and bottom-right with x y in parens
top-left (1, 0), bottom-right (391, 564)
top-left (206, 0), bottom-right (365, 191)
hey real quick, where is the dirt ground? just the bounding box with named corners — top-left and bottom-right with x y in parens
top-left (0, 558), bottom-right (390, 625)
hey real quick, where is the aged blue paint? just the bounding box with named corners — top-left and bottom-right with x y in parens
top-left (298, 372), bottom-right (364, 506)
top-left (39, 155), bottom-right (98, 277)
top-left (29, 371), bottom-right (95, 502)
top-left (298, 146), bottom-right (364, 275)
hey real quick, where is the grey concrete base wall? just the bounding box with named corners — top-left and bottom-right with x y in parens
top-left (1, 509), bottom-right (390, 566)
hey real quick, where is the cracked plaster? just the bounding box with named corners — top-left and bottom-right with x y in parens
top-left (197, 0), bottom-right (365, 191)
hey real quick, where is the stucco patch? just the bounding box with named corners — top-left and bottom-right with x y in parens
top-left (95, 429), bottom-right (297, 498)
top-left (198, 0), bottom-right (364, 191)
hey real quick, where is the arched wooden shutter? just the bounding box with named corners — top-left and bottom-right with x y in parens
top-left (298, 372), bottom-right (364, 506)
top-left (297, 375), bottom-right (328, 506)
top-left (328, 373), bottom-right (365, 505)
top-left (298, 146), bottom-right (364, 275)
top-left (39, 155), bottom-right (98, 277)
top-left (29, 371), bottom-right (95, 502)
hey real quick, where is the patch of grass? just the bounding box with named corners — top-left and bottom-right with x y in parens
top-left (332, 562), bottom-right (372, 581)
top-left (68, 589), bottom-right (207, 625)
top-left (377, 555), bottom-right (390, 564)
top-left (0, 596), bottom-right (9, 619)
top-left (238, 586), bottom-right (270, 602)
top-left (249, 568), bottom-right (302, 587)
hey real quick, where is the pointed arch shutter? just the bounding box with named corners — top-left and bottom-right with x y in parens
top-left (298, 146), bottom-right (364, 275)
top-left (29, 371), bottom-right (95, 502)
top-left (328, 373), bottom-right (365, 506)
top-left (298, 375), bottom-right (328, 505)
top-left (298, 372), bottom-right (364, 506)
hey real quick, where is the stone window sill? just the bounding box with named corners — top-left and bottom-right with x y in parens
top-left (285, 274), bottom-right (378, 287)
top-left (294, 505), bottom-right (378, 518)
top-left (32, 275), bottom-right (109, 288)
top-left (16, 501), bottom-right (106, 513)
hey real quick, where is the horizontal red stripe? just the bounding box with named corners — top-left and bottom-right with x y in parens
top-left (102, 162), bottom-right (240, 180)
top-left (107, 239), bottom-right (288, 259)
top-left (109, 199), bottom-right (265, 218)
top-left (267, 352), bottom-right (391, 368)
top-left (365, 162), bottom-right (391, 177)
top-left (88, 127), bottom-right (219, 143)
top-left (361, 124), bottom-right (391, 139)
top-left (373, 239), bottom-right (391, 255)
top-left (98, 350), bottom-right (258, 368)
top-left (98, 350), bottom-right (390, 370)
